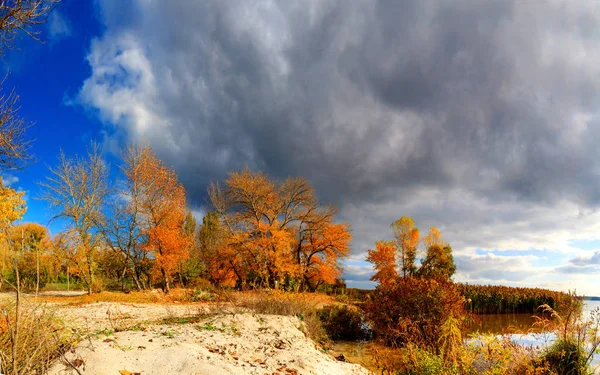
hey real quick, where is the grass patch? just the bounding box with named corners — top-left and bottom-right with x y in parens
top-left (227, 290), bottom-right (333, 345)
top-left (0, 301), bottom-right (78, 374)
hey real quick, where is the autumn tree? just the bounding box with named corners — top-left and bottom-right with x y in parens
top-left (40, 144), bottom-right (107, 294)
top-left (366, 240), bottom-right (398, 288)
top-left (391, 216), bottom-right (420, 277)
top-left (209, 168), bottom-right (351, 291)
top-left (0, 176), bottom-right (25, 234)
top-left (0, 176), bottom-right (25, 287)
top-left (194, 211), bottom-right (236, 286)
top-left (5, 223), bottom-right (51, 292)
top-left (368, 221), bottom-right (457, 284)
top-left (135, 147), bottom-right (191, 293)
top-left (49, 230), bottom-right (84, 290)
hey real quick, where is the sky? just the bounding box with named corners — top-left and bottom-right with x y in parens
top-left (3, 0), bottom-right (600, 295)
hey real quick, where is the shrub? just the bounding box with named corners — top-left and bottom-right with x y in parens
top-left (91, 277), bottom-right (105, 293)
top-left (390, 344), bottom-right (457, 375)
top-left (365, 277), bottom-right (466, 351)
top-left (318, 305), bottom-right (369, 340)
top-left (0, 301), bottom-right (75, 374)
top-left (542, 338), bottom-right (586, 375)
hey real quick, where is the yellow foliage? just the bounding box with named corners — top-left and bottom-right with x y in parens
top-left (0, 176), bottom-right (26, 237)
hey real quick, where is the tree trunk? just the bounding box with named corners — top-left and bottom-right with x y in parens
top-left (35, 246), bottom-right (39, 298)
top-left (161, 267), bottom-right (170, 293)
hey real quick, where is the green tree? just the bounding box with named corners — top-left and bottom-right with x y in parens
top-left (419, 244), bottom-right (456, 281)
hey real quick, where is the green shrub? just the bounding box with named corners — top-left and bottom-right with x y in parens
top-left (317, 305), bottom-right (368, 340)
top-left (394, 344), bottom-right (458, 375)
top-left (542, 338), bottom-right (586, 375)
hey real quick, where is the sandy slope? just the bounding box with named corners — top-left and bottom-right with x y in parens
top-left (48, 306), bottom-right (372, 375)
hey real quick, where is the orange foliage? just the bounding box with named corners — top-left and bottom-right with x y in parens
top-left (423, 226), bottom-right (444, 249)
top-left (391, 217), bottom-right (420, 277)
top-left (366, 240), bottom-right (398, 288)
top-left (209, 168), bottom-right (351, 290)
top-left (136, 147), bottom-right (192, 292)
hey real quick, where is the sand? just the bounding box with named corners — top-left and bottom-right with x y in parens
top-left (47, 302), bottom-right (372, 375)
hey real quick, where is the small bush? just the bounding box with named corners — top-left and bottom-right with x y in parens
top-left (318, 305), bottom-right (369, 340)
top-left (188, 288), bottom-right (217, 302)
top-left (376, 344), bottom-right (456, 375)
top-left (0, 302), bottom-right (75, 374)
top-left (91, 277), bottom-right (105, 293)
top-left (365, 277), bottom-right (466, 351)
top-left (542, 338), bottom-right (585, 375)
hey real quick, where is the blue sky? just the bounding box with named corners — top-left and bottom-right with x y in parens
top-left (4, 1), bottom-right (600, 295)
top-left (2, 1), bottom-right (104, 228)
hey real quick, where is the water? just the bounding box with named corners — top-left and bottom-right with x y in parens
top-left (471, 299), bottom-right (600, 335)
top-left (331, 300), bottom-right (600, 371)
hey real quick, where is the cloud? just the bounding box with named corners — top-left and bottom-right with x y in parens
top-left (78, 0), bottom-right (600, 292)
top-left (1, 175), bottom-right (18, 187)
top-left (47, 11), bottom-right (72, 41)
top-left (556, 251), bottom-right (600, 274)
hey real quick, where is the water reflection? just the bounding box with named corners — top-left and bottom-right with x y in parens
top-left (332, 300), bottom-right (600, 372)
top-left (331, 340), bottom-right (378, 373)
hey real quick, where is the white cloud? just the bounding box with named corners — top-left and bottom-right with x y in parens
top-left (1, 175), bottom-right (18, 187)
top-left (47, 11), bottom-right (72, 41)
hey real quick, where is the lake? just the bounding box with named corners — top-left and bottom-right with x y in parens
top-left (331, 299), bottom-right (600, 372)
top-left (473, 299), bottom-right (600, 335)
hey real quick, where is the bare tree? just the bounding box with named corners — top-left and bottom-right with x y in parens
top-left (39, 143), bottom-right (107, 294)
top-left (98, 145), bottom-right (150, 291)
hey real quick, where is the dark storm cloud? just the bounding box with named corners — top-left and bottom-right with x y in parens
top-left (78, 1), bottom-right (600, 293)
top-left (82, 0), bottom-right (600, 209)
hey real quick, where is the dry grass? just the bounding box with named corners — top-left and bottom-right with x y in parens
top-left (225, 290), bottom-right (337, 345)
top-left (35, 288), bottom-right (207, 305)
top-left (226, 290), bottom-right (336, 313)
top-left (0, 301), bottom-right (76, 374)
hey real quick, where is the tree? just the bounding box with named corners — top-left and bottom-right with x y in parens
top-left (419, 244), bottom-right (456, 281)
top-left (0, 176), bottom-right (25, 234)
top-left (366, 240), bottom-right (398, 288)
top-left (208, 168), bottom-right (351, 291)
top-left (135, 147), bottom-right (191, 293)
top-left (0, 176), bottom-right (25, 285)
top-left (6, 223), bottom-right (51, 292)
top-left (98, 146), bottom-right (150, 291)
top-left (40, 144), bottom-right (108, 294)
top-left (391, 216), bottom-right (420, 277)
top-left (195, 211), bottom-right (236, 286)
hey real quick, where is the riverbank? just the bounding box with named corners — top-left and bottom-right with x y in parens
top-left (0, 291), bottom-right (371, 375)
top-left (48, 310), bottom-right (370, 375)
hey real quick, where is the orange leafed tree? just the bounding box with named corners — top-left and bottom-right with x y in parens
top-left (209, 168), bottom-right (351, 291)
top-left (366, 240), bottom-right (398, 288)
top-left (391, 216), bottom-right (420, 277)
top-left (136, 147), bottom-right (191, 292)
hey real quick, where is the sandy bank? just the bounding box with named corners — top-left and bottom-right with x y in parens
top-left (48, 312), bottom-right (372, 375)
